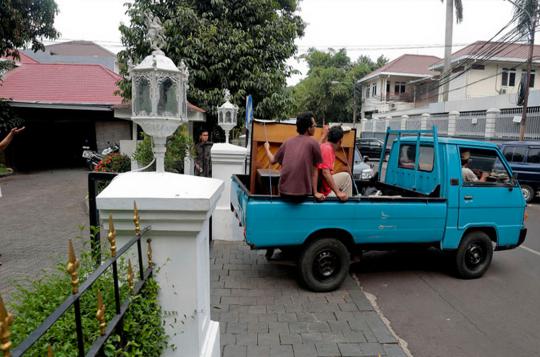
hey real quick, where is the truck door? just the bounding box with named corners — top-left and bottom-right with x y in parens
top-left (458, 146), bottom-right (524, 247)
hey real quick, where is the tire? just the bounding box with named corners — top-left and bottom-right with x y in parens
top-left (298, 238), bottom-right (350, 292)
top-left (455, 231), bottom-right (493, 279)
top-left (521, 184), bottom-right (535, 203)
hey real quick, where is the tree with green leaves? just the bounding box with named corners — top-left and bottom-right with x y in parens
top-left (290, 48), bottom-right (387, 123)
top-left (0, 0), bottom-right (59, 58)
top-left (0, 0), bottom-right (59, 133)
top-left (118, 0), bottom-right (305, 139)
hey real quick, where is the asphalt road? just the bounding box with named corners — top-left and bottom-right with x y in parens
top-left (353, 203), bottom-right (540, 357)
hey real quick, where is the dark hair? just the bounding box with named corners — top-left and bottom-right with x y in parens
top-left (296, 112), bottom-right (314, 134)
top-left (327, 126), bottom-right (344, 144)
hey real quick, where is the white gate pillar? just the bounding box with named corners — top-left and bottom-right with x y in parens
top-left (211, 143), bottom-right (248, 241)
top-left (421, 113), bottom-right (430, 130)
top-left (97, 172), bottom-right (223, 357)
top-left (448, 111), bottom-right (459, 137)
top-left (401, 115), bottom-right (409, 130)
top-left (485, 108), bottom-right (500, 139)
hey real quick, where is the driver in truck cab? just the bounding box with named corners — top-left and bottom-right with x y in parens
top-left (461, 150), bottom-right (488, 182)
top-left (263, 112), bottom-right (324, 202)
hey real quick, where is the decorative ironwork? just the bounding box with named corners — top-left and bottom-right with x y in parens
top-left (67, 240), bottom-right (80, 295)
top-left (133, 202), bottom-right (141, 236)
top-left (108, 215), bottom-right (117, 257)
top-left (11, 222), bottom-right (152, 357)
top-left (147, 239), bottom-right (153, 267)
top-left (96, 291), bottom-right (106, 336)
top-left (127, 260), bottom-right (134, 294)
top-left (0, 294), bottom-right (13, 357)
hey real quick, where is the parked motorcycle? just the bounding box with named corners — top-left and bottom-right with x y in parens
top-left (82, 143), bottom-right (120, 171)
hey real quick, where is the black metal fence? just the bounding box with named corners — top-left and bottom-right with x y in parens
top-left (4, 211), bottom-right (152, 357)
top-left (88, 172), bottom-right (118, 264)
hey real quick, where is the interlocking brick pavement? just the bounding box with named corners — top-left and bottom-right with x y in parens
top-left (0, 169), bottom-right (89, 303)
top-left (211, 241), bottom-right (409, 357)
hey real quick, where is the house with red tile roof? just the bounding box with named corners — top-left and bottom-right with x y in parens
top-left (358, 54), bottom-right (441, 119)
top-left (429, 41), bottom-right (540, 102)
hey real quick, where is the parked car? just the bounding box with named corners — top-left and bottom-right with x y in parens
top-left (356, 138), bottom-right (390, 161)
top-left (499, 141), bottom-right (540, 203)
top-left (353, 146), bottom-right (374, 181)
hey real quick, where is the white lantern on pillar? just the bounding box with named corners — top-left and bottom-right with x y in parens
top-left (217, 89), bottom-right (238, 144)
top-left (130, 12), bottom-right (189, 172)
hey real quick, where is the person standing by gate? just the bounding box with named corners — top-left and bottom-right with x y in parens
top-left (195, 129), bottom-right (213, 177)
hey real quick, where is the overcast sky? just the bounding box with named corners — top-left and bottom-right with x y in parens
top-left (51, 0), bottom-right (518, 85)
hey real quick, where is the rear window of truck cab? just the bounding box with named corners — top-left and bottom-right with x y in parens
top-left (398, 144), bottom-right (434, 172)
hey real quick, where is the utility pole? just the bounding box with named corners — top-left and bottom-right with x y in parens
top-left (442, 0), bottom-right (454, 102)
top-left (519, 4), bottom-right (538, 141)
top-left (353, 82), bottom-right (357, 126)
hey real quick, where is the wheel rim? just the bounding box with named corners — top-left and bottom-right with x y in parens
top-left (522, 187), bottom-right (531, 201)
top-left (313, 250), bottom-right (339, 280)
top-left (465, 243), bottom-right (485, 269)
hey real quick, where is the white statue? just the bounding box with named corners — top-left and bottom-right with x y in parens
top-left (145, 12), bottom-right (166, 52)
top-left (223, 88), bottom-right (231, 102)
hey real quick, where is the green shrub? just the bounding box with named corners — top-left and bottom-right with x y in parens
top-left (8, 239), bottom-right (168, 356)
top-left (95, 153), bottom-right (131, 173)
top-left (133, 125), bottom-right (194, 173)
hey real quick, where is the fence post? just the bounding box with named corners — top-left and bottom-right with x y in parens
top-left (211, 143), bottom-right (248, 241)
top-left (485, 108), bottom-right (500, 139)
top-left (361, 118), bottom-right (366, 135)
top-left (401, 115), bottom-right (409, 130)
top-left (448, 111), bottom-right (459, 137)
top-left (97, 173), bottom-right (224, 357)
top-left (421, 113), bottom-right (430, 130)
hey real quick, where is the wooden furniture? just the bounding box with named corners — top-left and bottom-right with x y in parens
top-left (249, 121), bottom-right (356, 194)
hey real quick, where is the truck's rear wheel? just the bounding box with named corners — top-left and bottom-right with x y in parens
top-left (298, 238), bottom-right (350, 292)
top-left (455, 231), bottom-right (493, 279)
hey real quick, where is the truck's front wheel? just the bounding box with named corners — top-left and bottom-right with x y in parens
top-left (455, 231), bottom-right (493, 279)
top-left (298, 238), bottom-right (350, 292)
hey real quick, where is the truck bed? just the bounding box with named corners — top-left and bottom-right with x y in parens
top-left (231, 174), bottom-right (447, 249)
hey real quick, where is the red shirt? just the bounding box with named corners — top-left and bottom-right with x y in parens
top-left (317, 142), bottom-right (335, 196)
top-left (274, 135), bottom-right (322, 196)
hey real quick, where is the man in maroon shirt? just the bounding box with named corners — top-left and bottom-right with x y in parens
top-left (263, 112), bottom-right (324, 201)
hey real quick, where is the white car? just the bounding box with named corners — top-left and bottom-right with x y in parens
top-left (353, 146), bottom-right (374, 180)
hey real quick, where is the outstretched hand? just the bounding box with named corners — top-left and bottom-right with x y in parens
top-left (263, 141), bottom-right (270, 151)
top-left (314, 192), bottom-right (326, 202)
top-left (11, 127), bottom-right (25, 135)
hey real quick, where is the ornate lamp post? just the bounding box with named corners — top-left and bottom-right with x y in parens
top-left (130, 13), bottom-right (189, 172)
top-left (217, 89), bottom-right (238, 144)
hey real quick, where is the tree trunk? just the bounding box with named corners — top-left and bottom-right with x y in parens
top-left (442, 0), bottom-right (454, 102)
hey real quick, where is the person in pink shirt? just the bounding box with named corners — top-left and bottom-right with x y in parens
top-left (317, 126), bottom-right (352, 202)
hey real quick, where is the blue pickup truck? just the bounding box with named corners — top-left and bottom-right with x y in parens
top-left (231, 128), bottom-right (527, 291)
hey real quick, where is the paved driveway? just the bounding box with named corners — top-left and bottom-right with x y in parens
top-left (0, 169), bottom-right (89, 301)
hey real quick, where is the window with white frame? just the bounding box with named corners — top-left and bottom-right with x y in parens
top-left (371, 83), bottom-right (377, 96)
top-left (365, 87), bottom-right (370, 98)
top-left (521, 69), bottom-right (535, 88)
top-left (501, 68), bottom-right (516, 87)
top-left (394, 82), bottom-right (406, 94)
